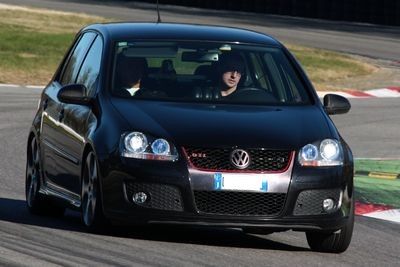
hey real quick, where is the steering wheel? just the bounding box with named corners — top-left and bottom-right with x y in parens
top-left (238, 87), bottom-right (265, 93)
top-left (230, 87), bottom-right (277, 102)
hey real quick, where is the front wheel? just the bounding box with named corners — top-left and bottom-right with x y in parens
top-left (306, 199), bottom-right (354, 253)
top-left (81, 151), bottom-right (107, 230)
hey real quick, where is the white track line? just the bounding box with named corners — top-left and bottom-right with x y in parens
top-left (363, 209), bottom-right (400, 224)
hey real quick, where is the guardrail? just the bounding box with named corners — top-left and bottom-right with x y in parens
top-left (125, 0), bottom-right (400, 26)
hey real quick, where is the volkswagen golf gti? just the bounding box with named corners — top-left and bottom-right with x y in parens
top-left (26, 22), bottom-right (354, 253)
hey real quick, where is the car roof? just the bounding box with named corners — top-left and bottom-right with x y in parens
top-left (83, 22), bottom-right (282, 46)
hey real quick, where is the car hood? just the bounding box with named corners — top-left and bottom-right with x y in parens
top-left (110, 98), bottom-right (334, 150)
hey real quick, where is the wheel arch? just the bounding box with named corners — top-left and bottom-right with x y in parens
top-left (27, 131), bottom-right (35, 155)
top-left (81, 143), bottom-right (95, 178)
top-left (80, 141), bottom-right (108, 223)
top-left (27, 128), bottom-right (39, 154)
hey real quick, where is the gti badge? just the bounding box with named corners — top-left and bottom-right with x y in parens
top-left (191, 153), bottom-right (207, 158)
top-left (230, 149), bottom-right (250, 169)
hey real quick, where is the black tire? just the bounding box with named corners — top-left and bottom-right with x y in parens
top-left (26, 136), bottom-right (65, 216)
top-left (306, 199), bottom-right (355, 253)
top-left (81, 151), bottom-right (108, 231)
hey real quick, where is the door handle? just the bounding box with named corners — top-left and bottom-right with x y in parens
top-left (58, 109), bottom-right (65, 121)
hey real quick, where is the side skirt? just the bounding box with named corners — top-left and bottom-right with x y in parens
top-left (39, 181), bottom-right (81, 208)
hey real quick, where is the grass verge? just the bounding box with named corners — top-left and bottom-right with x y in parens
top-left (354, 159), bottom-right (400, 208)
top-left (0, 4), bottom-right (377, 87)
top-left (355, 176), bottom-right (400, 208)
top-left (286, 44), bottom-right (378, 91)
top-left (355, 159), bottom-right (400, 175)
top-left (0, 5), bottom-right (107, 84)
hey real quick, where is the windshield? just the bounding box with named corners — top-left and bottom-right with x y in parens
top-left (111, 41), bottom-right (311, 104)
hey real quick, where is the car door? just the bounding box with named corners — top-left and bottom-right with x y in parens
top-left (59, 35), bottom-right (103, 195)
top-left (41, 32), bottom-right (97, 195)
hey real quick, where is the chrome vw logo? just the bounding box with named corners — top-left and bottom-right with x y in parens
top-left (230, 149), bottom-right (250, 169)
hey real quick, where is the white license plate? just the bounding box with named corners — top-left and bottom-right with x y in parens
top-left (213, 173), bottom-right (268, 192)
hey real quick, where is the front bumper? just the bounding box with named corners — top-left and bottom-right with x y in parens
top-left (99, 154), bottom-right (353, 232)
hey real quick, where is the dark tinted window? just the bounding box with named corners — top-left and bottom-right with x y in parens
top-left (76, 36), bottom-right (103, 96)
top-left (60, 32), bottom-right (96, 85)
top-left (112, 41), bottom-right (310, 105)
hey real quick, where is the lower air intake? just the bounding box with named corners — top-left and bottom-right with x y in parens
top-left (125, 182), bottom-right (183, 212)
top-left (194, 190), bottom-right (286, 216)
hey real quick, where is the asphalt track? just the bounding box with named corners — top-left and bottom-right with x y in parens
top-left (0, 86), bottom-right (399, 266)
top-left (0, 1), bottom-right (399, 266)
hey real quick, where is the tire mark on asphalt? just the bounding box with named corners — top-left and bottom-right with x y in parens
top-left (0, 225), bottom-right (141, 266)
top-left (0, 217), bottom-right (190, 267)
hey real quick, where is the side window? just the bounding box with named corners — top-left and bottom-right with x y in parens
top-left (60, 32), bottom-right (96, 85)
top-left (76, 36), bottom-right (103, 97)
top-left (263, 52), bottom-right (308, 103)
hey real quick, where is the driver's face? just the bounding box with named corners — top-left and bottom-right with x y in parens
top-left (222, 70), bottom-right (241, 89)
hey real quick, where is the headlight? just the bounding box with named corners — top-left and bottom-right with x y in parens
top-left (121, 132), bottom-right (178, 161)
top-left (124, 132), bottom-right (148, 153)
top-left (320, 139), bottom-right (340, 160)
top-left (298, 139), bottom-right (343, 166)
top-left (300, 144), bottom-right (318, 161)
top-left (151, 139), bottom-right (170, 155)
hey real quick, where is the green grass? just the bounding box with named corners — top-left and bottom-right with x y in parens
top-left (287, 44), bottom-right (376, 91)
top-left (0, 24), bottom-right (73, 83)
top-left (0, 7), bottom-right (107, 84)
top-left (355, 176), bottom-right (400, 208)
top-left (0, 25), bottom-right (74, 84)
top-left (354, 159), bottom-right (400, 208)
top-left (355, 159), bottom-right (400, 174)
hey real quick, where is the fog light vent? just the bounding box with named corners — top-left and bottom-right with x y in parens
top-left (323, 198), bottom-right (335, 213)
top-left (293, 189), bottom-right (341, 215)
top-left (133, 192), bottom-right (148, 204)
top-left (125, 182), bottom-right (183, 211)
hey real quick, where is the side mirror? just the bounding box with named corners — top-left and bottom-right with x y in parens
top-left (58, 84), bottom-right (92, 105)
top-left (323, 94), bottom-right (351, 115)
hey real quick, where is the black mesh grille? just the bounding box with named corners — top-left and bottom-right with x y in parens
top-left (184, 147), bottom-right (291, 172)
top-left (194, 191), bottom-right (286, 216)
top-left (293, 189), bottom-right (341, 215)
top-left (125, 182), bottom-right (183, 211)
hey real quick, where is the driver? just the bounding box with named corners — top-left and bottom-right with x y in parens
top-left (115, 55), bottom-right (148, 96)
top-left (217, 52), bottom-right (245, 97)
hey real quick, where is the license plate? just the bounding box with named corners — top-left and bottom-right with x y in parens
top-left (214, 173), bottom-right (268, 192)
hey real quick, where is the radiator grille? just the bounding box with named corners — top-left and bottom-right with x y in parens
top-left (184, 147), bottom-right (291, 172)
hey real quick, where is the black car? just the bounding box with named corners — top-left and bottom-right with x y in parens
top-left (26, 22), bottom-right (354, 253)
